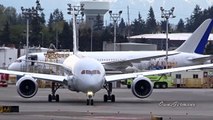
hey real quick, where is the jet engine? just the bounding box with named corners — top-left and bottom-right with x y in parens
top-left (16, 75), bottom-right (38, 98)
top-left (131, 76), bottom-right (153, 98)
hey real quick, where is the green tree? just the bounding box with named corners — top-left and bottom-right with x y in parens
top-left (93, 31), bottom-right (103, 51)
top-left (48, 13), bottom-right (54, 32)
top-left (160, 20), bottom-right (171, 33)
top-left (52, 9), bottom-right (64, 22)
top-left (79, 25), bottom-right (91, 51)
top-left (185, 5), bottom-right (203, 32)
top-left (47, 9), bottom-right (65, 48)
top-left (118, 18), bottom-right (126, 37)
top-left (30, 17), bottom-right (43, 46)
top-left (131, 12), bottom-right (145, 35)
top-left (40, 12), bottom-right (46, 25)
top-left (94, 14), bottom-right (103, 31)
top-left (3, 7), bottom-right (17, 25)
top-left (101, 27), bottom-right (113, 43)
top-left (10, 24), bottom-right (26, 47)
top-left (59, 22), bottom-right (73, 49)
top-left (146, 7), bottom-right (157, 33)
top-left (176, 19), bottom-right (185, 32)
top-left (0, 21), bottom-right (11, 45)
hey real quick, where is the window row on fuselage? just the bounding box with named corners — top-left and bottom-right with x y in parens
top-left (97, 58), bottom-right (124, 62)
top-left (81, 70), bottom-right (101, 75)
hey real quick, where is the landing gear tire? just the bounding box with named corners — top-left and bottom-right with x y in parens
top-left (48, 94), bottom-right (52, 102)
top-left (111, 94), bottom-right (115, 102)
top-left (48, 82), bottom-right (61, 102)
top-left (56, 94), bottom-right (60, 102)
top-left (154, 83), bottom-right (160, 88)
top-left (91, 99), bottom-right (94, 105)
top-left (103, 94), bottom-right (115, 102)
top-left (87, 99), bottom-right (89, 105)
top-left (86, 99), bottom-right (94, 106)
top-left (161, 83), bottom-right (168, 89)
top-left (86, 91), bottom-right (94, 106)
top-left (48, 94), bottom-right (60, 102)
top-left (104, 94), bottom-right (108, 102)
top-left (103, 83), bottom-right (116, 103)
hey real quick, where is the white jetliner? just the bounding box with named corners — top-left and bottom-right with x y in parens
top-left (8, 19), bottom-right (213, 72)
top-left (1, 15), bottom-right (213, 105)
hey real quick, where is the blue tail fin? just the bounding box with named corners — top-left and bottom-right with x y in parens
top-left (176, 19), bottom-right (213, 54)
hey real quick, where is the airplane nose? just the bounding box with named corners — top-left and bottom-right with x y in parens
top-left (8, 63), bottom-right (21, 71)
top-left (78, 76), bottom-right (104, 93)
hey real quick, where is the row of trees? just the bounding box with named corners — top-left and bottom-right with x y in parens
top-left (0, 4), bottom-right (213, 51)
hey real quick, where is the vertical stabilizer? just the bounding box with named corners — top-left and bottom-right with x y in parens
top-left (176, 19), bottom-right (213, 54)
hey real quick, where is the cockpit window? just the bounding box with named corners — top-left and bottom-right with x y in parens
top-left (15, 59), bottom-right (22, 63)
top-left (81, 70), bottom-right (85, 74)
top-left (81, 70), bottom-right (101, 75)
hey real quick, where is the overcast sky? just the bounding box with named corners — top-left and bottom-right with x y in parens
top-left (1, 0), bottom-right (213, 24)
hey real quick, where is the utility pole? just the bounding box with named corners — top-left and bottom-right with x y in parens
top-left (90, 19), bottom-right (94, 51)
top-left (127, 6), bottom-right (130, 40)
top-left (21, 0), bottom-right (43, 72)
top-left (109, 10), bottom-right (122, 51)
top-left (160, 7), bottom-right (175, 69)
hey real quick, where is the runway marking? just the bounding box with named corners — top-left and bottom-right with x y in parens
top-left (28, 114), bottom-right (148, 120)
top-left (94, 116), bottom-right (147, 120)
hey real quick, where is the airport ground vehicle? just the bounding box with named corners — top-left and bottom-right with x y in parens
top-left (123, 74), bottom-right (173, 89)
top-left (0, 73), bottom-right (8, 87)
top-left (146, 74), bottom-right (173, 88)
top-left (0, 80), bottom-right (8, 87)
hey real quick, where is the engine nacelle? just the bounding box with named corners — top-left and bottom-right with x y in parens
top-left (131, 76), bottom-right (153, 98)
top-left (16, 75), bottom-right (38, 98)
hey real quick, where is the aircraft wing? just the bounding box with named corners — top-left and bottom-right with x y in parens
top-left (105, 63), bottom-right (213, 82)
top-left (0, 69), bottom-right (66, 83)
top-left (25, 60), bottom-right (72, 74)
top-left (101, 51), bottom-right (179, 69)
top-left (26, 60), bottom-right (68, 68)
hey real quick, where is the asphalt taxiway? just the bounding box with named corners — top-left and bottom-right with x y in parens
top-left (1, 85), bottom-right (213, 120)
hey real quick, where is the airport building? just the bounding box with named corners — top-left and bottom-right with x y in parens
top-left (80, 0), bottom-right (110, 26)
top-left (103, 42), bottom-right (157, 51)
top-left (129, 33), bottom-right (213, 50)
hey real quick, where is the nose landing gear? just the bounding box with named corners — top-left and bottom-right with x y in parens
top-left (86, 91), bottom-right (94, 105)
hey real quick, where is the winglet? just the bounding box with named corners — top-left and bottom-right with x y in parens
top-left (176, 19), bottom-right (213, 54)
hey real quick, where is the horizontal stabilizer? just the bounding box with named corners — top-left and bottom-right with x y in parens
top-left (187, 55), bottom-right (213, 62)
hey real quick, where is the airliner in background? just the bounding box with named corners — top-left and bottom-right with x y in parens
top-left (0, 14), bottom-right (213, 105)
top-left (8, 19), bottom-right (213, 72)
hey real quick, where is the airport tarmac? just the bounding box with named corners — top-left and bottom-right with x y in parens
top-left (1, 85), bottom-right (213, 120)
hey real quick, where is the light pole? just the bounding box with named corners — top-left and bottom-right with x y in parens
top-left (67, 3), bottom-right (84, 54)
top-left (21, 0), bottom-right (43, 71)
top-left (88, 18), bottom-right (94, 51)
top-left (160, 7), bottom-right (175, 69)
top-left (109, 10), bottom-right (122, 51)
top-left (40, 32), bottom-right (43, 47)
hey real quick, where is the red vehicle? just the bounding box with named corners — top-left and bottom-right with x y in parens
top-left (0, 73), bottom-right (9, 80)
top-left (0, 80), bottom-right (8, 87)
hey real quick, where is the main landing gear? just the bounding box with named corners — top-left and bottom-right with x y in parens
top-left (86, 91), bottom-right (94, 105)
top-left (103, 82), bottom-right (115, 102)
top-left (48, 82), bottom-right (61, 102)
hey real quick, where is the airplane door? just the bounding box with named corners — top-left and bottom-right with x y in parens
top-left (29, 55), bottom-right (38, 66)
